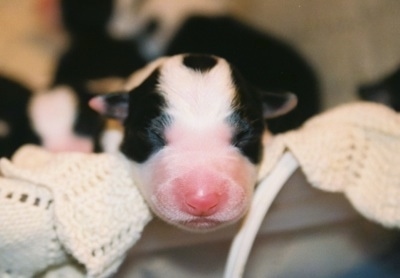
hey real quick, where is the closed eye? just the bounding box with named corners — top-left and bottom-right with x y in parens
top-left (228, 113), bottom-right (257, 146)
top-left (147, 113), bottom-right (172, 146)
top-left (228, 112), bottom-right (264, 164)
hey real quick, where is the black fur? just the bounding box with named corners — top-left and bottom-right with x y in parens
top-left (101, 54), bottom-right (294, 164)
top-left (120, 70), bottom-right (170, 163)
top-left (121, 58), bottom-right (266, 165)
top-left (52, 0), bottom-right (146, 151)
top-left (72, 89), bottom-right (106, 151)
top-left (358, 66), bottom-right (400, 111)
top-left (183, 54), bottom-right (218, 73)
top-left (165, 15), bottom-right (320, 133)
top-left (229, 67), bottom-right (265, 164)
top-left (55, 0), bottom-right (145, 83)
top-left (0, 76), bottom-right (39, 158)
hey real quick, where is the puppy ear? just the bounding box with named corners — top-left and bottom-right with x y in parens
top-left (229, 63), bottom-right (297, 119)
top-left (89, 92), bottom-right (129, 121)
top-left (260, 91), bottom-right (298, 119)
top-left (358, 85), bottom-right (392, 106)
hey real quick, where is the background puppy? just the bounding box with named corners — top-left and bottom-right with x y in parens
top-left (0, 75), bottom-right (103, 156)
top-left (48, 0), bottom-right (147, 152)
top-left (358, 65), bottom-right (400, 111)
top-left (53, 0), bottom-right (146, 85)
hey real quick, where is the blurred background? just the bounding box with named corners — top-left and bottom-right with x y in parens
top-left (1, 0), bottom-right (400, 108)
top-left (1, 0), bottom-right (400, 277)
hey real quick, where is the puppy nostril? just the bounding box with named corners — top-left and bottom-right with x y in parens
top-left (185, 192), bottom-right (220, 216)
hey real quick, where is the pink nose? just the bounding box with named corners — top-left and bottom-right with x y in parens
top-left (184, 191), bottom-right (221, 216)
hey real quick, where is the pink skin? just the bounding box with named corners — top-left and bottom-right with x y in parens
top-left (30, 87), bottom-right (95, 153)
top-left (89, 97), bottom-right (106, 114)
top-left (134, 123), bottom-right (258, 232)
top-left (176, 171), bottom-right (227, 216)
top-left (89, 94), bottom-right (258, 231)
top-left (87, 55), bottom-right (297, 231)
top-left (86, 55), bottom-right (298, 232)
top-left (43, 134), bottom-right (93, 153)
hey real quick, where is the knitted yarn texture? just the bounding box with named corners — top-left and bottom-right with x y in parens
top-left (1, 101), bottom-right (399, 277)
top-left (0, 146), bottom-right (152, 277)
top-left (259, 102), bottom-right (400, 229)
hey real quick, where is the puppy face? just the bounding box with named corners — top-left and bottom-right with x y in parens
top-left (90, 54), bottom-right (296, 232)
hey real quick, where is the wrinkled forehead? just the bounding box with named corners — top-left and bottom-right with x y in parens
top-left (119, 55), bottom-right (265, 164)
top-left (158, 55), bottom-right (237, 125)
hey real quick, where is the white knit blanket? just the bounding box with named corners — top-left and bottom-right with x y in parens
top-left (0, 147), bottom-right (152, 278)
top-left (259, 101), bottom-right (400, 229)
top-left (1, 102), bottom-right (399, 277)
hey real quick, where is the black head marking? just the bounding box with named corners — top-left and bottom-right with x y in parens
top-left (229, 66), bottom-right (265, 164)
top-left (183, 54), bottom-right (218, 73)
top-left (120, 69), bottom-right (170, 163)
top-left (228, 64), bottom-right (297, 164)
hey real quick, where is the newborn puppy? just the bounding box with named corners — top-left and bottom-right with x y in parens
top-left (53, 0), bottom-right (146, 85)
top-left (90, 54), bottom-right (296, 232)
top-left (47, 0), bottom-right (146, 153)
top-left (358, 66), bottom-right (400, 111)
top-left (28, 86), bottom-right (105, 153)
top-left (0, 75), bottom-right (104, 156)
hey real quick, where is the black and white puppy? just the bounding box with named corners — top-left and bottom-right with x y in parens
top-left (0, 75), bottom-right (103, 155)
top-left (48, 0), bottom-right (147, 152)
top-left (90, 54), bottom-right (296, 232)
top-left (28, 85), bottom-right (108, 153)
top-left (0, 76), bottom-right (39, 158)
top-left (108, 0), bottom-right (319, 133)
top-left (54, 0), bottom-right (146, 85)
top-left (358, 66), bottom-right (400, 111)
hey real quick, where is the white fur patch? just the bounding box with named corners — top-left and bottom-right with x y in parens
top-left (29, 86), bottom-right (78, 139)
top-left (124, 55), bottom-right (237, 129)
top-left (101, 129), bottom-right (123, 153)
top-left (29, 86), bottom-right (93, 152)
top-left (160, 55), bottom-right (235, 129)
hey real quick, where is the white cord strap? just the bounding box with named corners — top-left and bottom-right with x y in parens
top-left (224, 152), bottom-right (299, 278)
